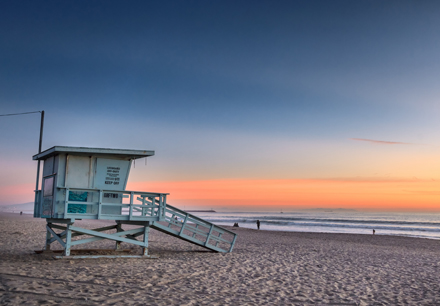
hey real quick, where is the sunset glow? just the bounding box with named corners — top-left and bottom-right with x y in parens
top-left (127, 178), bottom-right (440, 212)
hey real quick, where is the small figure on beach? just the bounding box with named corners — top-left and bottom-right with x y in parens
top-left (373, 229), bottom-right (375, 235)
top-left (233, 222), bottom-right (239, 227)
top-left (256, 220), bottom-right (260, 230)
top-left (20, 211), bottom-right (23, 215)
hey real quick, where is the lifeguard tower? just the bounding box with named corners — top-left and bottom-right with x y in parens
top-left (33, 146), bottom-right (237, 258)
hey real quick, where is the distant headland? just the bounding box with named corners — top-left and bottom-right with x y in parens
top-left (304, 208), bottom-right (358, 212)
top-left (186, 210), bottom-right (216, 213)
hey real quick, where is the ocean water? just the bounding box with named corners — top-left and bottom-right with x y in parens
top-left (191, 210), bottom-right (440, 240)
top-left (11, 206), bottom-right (440, 240)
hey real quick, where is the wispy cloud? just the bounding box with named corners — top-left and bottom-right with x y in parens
top-left (351, 138), bottom-right (411, 145)
top-left (315, 177), bottom-right (424, 183)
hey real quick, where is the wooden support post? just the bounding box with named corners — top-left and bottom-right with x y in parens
top-left (45, 222), bottom-right (52, 250)
top-left (115, 222), bottom-right (122, 250)
top-left (142, 223), bottom-right (150, 256)
top-left (64, 222), bottom-right (73, 256)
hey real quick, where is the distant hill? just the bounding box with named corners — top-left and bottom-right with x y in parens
top-left (186, 210), bottom-right (216, 213)
top-left (0, 202), bottom-right (34, 212)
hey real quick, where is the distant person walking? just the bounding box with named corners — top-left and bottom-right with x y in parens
top-left (256, 220), bottom-right (260, 230)
top-left (373, 229), bottom-right (375, 235)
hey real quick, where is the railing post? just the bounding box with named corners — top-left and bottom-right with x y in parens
top-left (157, 195), bottom-right (162, 218)
top-left (98, 190), bottom-right (103, 219)
top-left (35, 190), bottom-right (40, 218)
top-left (64, 188), bottom-right (69, 217)
top-left (141, 195), bottom-right (147, 216)
top-left (139, 194), bottom-right (145, 216)
top-left (179, 214), bottom-right (189, 235)
top-left (230, 233), bottom-right (238, 252)
top-left (161, 194), bottom-right (167, 220)
top-left (215, 233), bottom-right (222, 247)
top-left (205, 224), bottom-right (214, 247)
top-left (148, 196), bottom-right (153, 216)
top-left (129, 192), bottom-right (134, 220)
top-left (192, 224), bottom-right (199, 238)
top-left (168, 214), bottom-right (175, 228)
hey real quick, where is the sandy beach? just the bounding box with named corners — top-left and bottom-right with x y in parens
top-left (1, 212), bottom-right (440, 305)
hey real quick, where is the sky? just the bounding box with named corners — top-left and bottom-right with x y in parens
top-left (1, 0), bottom-right (440, 211)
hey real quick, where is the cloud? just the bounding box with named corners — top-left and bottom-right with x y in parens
top-left (313, 177), bottom-right (424, 183)
top-left (351, 138), bottom-right (411, 145)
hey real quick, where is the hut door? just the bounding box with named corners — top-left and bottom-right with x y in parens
top-left (65, 155), bottom-right (92, 214)
top-left (41, 175), bottom-right (55, 218)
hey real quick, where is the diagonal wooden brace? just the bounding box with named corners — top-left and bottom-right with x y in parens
top-left (46, 224), bottom-right (66, 248)
top-left (69, 226), bottom-right (147, 247)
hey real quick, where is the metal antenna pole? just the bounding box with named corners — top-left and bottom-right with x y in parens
top-left (35, 110), bottom-right (45, 191)
top-left (39, 110), bottom-right (44, 153)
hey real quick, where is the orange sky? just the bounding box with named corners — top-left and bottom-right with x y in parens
top-left (2, 140), bottom-right (439, 211)
top-left (1, 177), bottom-right (438, 212)
top-left (127, 178), bottom-right (440, 212)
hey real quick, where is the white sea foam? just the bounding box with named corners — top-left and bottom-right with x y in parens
top-left (192, 210), bottom-right (440, 240)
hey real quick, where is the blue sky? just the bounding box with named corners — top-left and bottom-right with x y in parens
top-left (1, 1), bottom-right (440, 209)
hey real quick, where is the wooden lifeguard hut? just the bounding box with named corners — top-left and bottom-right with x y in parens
top-left (33, 146), bottom-right (237, 258)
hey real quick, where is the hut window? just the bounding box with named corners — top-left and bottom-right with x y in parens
top-left (43, 176), bottom-right (54, 197)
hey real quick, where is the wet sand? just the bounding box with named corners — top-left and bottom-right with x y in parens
top-left (1, 212), bottom-right (440, 305)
